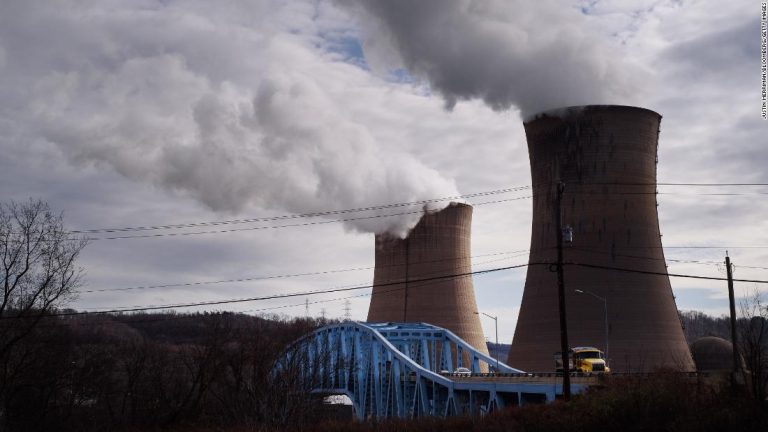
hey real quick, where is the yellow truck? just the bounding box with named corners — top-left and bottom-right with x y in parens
top-left (554, 347), bottom-right (610, 373)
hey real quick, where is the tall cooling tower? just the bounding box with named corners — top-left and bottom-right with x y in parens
top-left (367, 202), bottom-right (489, 356)
top-left (508, 105), bottom-right (694, 372)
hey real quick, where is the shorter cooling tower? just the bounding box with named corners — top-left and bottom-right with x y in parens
top-left (367, 202), bottom-right (489, 356)
top-left (508, 105), bottom-right (695, 373)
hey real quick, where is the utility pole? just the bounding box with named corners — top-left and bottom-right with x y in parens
top-left (305, 298), bottom-right (309, 317)
top-left (321, 308), bottom-right (327, 321)
top-left (725, 252), bottom-right (739, 383)
top-left (344, 299), bottom-right (352, 321)
top-left (556, 181), bottom-right (571, 400)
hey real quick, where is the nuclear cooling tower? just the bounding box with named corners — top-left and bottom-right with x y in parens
top-left (508, 105), bottom-right (694, 372)
top-left (367, 202), bottom-right (489, 356)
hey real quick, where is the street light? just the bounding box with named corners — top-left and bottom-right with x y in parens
top-left (575, 289), bottom-right (609, 360)
top-left (474, 311), bottom-right (499, 372)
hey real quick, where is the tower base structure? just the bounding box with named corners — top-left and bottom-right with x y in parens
top-left (508, 105), bottom-right (694, 373)
top-left (367, 203), bottom-right (489, 358)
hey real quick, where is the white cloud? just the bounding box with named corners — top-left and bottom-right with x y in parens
top-left (1, 0), bottom-right (460, 237)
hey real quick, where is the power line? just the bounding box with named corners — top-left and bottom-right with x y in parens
top-left (4, 263), bottom-right (533, 319)
top-left (56, 273), bottom-right (456, 326)
top-left (52, 255), bottom-right (533, 325)
top-left (77, 243), bottom-right (766, 296)
top-left (581, 182), bottom-right (768, 187)
top-left (72, 186), bottom-right (533, 234)
top-left (50, 260), bottom-right (768, 319)
top-left (238, 255), bottom-right (760, 313)
top-left (56, 263), bottom-right (481, 325)
top-left (77, 249), bottom-right (532, 294)
top-left (70, 247), bottom-right (768, 314)
top-left (567, 262), bottom-right (768, 284)
top-left (557, 247), bottom-right (768, 276)
top-left (568, 191), bottom-right (768, 196)
top-left (81, 254), bottom-right (536, 315)
top-left (733, 264), bottom-right (768, 271)
top-left (658, 183), bottom-right (768, 186)
top-left (661, 246), bottom-right (768, 249)
top-left (241, 262), bottom-right (498, 316)
top-left (570, 246), bottom-right (721, 266)
top-left (585, 245), bottom-right (768, 249)
top-left (558, 246), bottom-right (768, 275)
top-left (46, 183), bottom-right (768, 243)
top-left (66, 182), bottom-right (768, 237)
top-left (27, 260), bottom-right (768, 325)
top-left (82, 195), bottom-right (533, 241)
top-left (78, 266), bottom-right (372, 294)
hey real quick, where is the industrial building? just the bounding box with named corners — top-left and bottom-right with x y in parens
top-left (507, 105), bottom-right (695, 372)
top-left (366, 202), bottom-right (489, 356)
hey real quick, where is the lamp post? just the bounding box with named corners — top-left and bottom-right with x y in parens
top-left (575, 289), bottom-right (609, 360)
top-left (474, 311), bottom-right (499, 372)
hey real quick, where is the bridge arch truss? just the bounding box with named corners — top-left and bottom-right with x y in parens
top-left (276, 322), bottom-right (588, 419)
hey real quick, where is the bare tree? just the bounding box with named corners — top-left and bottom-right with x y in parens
top-left (738, 288), bottom-right (768, 402)
top-left (0, 199), bottom-right (88, 358)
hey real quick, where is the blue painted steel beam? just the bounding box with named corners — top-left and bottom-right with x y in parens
top-left (277, 322), bottom-right (592, 420)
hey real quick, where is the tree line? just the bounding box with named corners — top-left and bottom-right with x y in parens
top-left (0, 311), bottom-right (339, 430)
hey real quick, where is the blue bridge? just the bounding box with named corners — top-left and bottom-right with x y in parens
top-left (275, 322), bottom-right (597, 419)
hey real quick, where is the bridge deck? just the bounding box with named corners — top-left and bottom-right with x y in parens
top-left (446, 374), bottom-right (602, 386)
top-left (279, 322), bottom-right (612, 419)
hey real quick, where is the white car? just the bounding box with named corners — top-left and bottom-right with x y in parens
top-left (453, 367), bottom-right (472, 376)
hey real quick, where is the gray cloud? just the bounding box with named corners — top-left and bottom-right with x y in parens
top-left (0, 0), bottom-right (458, 237)
top-left (661, 18), bottom-right (759, 90)
top-left (338, 0), bottom-right (646, 117)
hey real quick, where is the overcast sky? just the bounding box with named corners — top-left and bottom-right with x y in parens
top-left (0, 0), bottom-right (766, 343)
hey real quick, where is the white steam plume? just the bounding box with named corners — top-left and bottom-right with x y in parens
top-left (338, 0), bottom-right (645, 118)
top-left (2, 1), bottom-right (458, 237)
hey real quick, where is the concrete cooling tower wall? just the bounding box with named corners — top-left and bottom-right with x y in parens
top-left (367, 202), bottom-right (489, 357)
top-left (508, 105), bottom-right (694, 372)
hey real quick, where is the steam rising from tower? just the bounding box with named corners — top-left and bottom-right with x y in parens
top-left (339, 0), bottom-right (643, 118)
top-left (508, 105), bottom-right (694, 372)
top-left (367, 202), bottom-right (488, 355)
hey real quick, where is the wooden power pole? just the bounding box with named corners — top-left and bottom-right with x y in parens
top-left (556, 182), bottom-right (571, 400)
top-left (725, 252), bottom-right (739, 382)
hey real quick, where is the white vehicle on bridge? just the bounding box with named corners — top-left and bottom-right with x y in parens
top-left (453, 367), bottom-right (472, 376)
